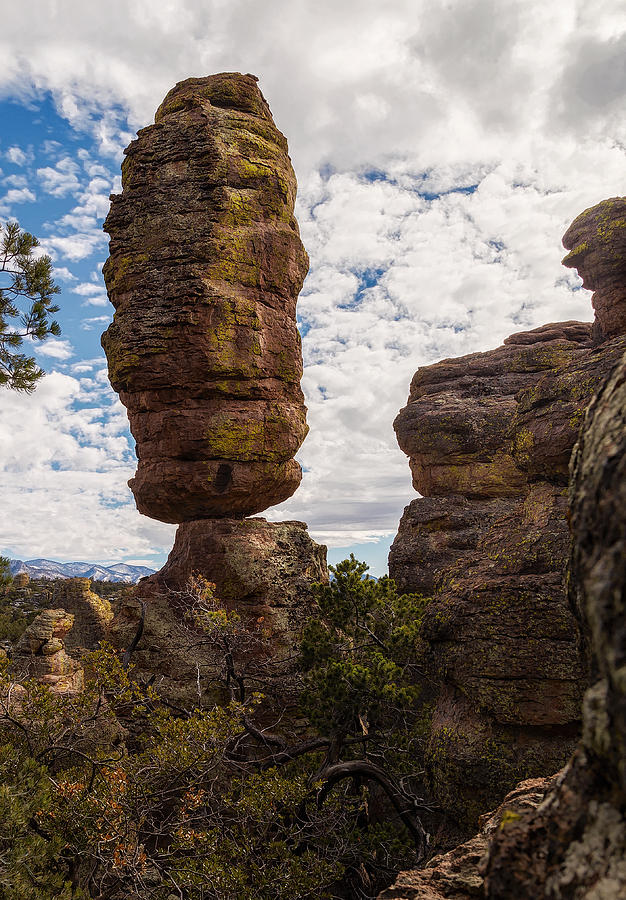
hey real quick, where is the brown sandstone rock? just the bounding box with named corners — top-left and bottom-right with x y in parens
top-left (101, 73), bottom-right (309, 523)
top-left (482, 349), bottom-right (626, 899)
top-left (394, 321), bottom-right (594, 498)
top-left (390, 205), bottom-right (626, 830)
top-left (378, 777), bottom-right (552, 900)
top-left (109, 518), bottom-right (327, 705)
top-left (14, 608), bottom-right (83, 693)
top-left (562, 197), bottom-right (626, 339)
top-left (390, 328), bottom-right (602, 826)
top-left (11, 572), bottom-right (29, 590)
top-left (50, 578), bottom-right (113, 651)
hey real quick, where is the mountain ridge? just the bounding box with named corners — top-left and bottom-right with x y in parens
top-left (8, 558), bottom-right (154, 584)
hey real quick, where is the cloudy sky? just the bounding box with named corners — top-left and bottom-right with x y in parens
top-left (0, 0), bottom-right (624, 575)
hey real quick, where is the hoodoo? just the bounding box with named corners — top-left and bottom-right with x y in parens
top-left (101, 74), bottom-right (326, 702)
top-left (102, 73), bottom-right (309, 524)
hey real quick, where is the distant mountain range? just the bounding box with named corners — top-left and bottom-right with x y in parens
top-left (9, 558), bottom-right (154, 584)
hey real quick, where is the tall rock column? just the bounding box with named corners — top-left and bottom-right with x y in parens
top-left (389, 198), bottom-right (626, 830)
top-left (102, 72), bottom-right (309, 523)
top-left (101, 74), bottom-right (326, 701)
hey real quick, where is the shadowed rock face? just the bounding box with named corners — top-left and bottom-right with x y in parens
top-left (110, 518), bottom-right (328, 706)
top-left (102, 73), bottom-right (309, 523)
top-left (562, 197), bottom-right (626, 340)
top-left (51, 578), bottom-right (113, 652)
top-left (482, 350), bottom-right (626, 899)
top-left (389, 207), bottom-right (626, 829)
top-left (378, 777), bottom-right (553, 900)
top-left (14, 609), bottom-right (84, 693)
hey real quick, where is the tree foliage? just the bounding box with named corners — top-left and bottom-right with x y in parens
top-left (0, 222), bottom-right (60, 392)
top-left (0, 558), bottom-right (12, 592)
top-left (0, 560), bottom-right (432, 899)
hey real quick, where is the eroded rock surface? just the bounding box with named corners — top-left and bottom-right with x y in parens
top-left (379, 777), bottom-right (553, 900)
top-left (102, 73), bottom-right (309, 523)
top-left (51, 578), bottom-right (113, 651)
top-left (481, 350), bottom-right (626, 899)
top-left (110, 518), bottom-right (327, 705)
top-left (14, 609), bottom-right (84, 693)
top-left (390, 204), bottom-right (626, 829)
top-left (562, 197), bottom-right (626, 340)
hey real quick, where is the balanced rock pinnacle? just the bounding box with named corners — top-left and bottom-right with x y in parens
top-left (562, 196), bottom-right (626, 340)
top-left (102, 73), bottom-right (309, 523)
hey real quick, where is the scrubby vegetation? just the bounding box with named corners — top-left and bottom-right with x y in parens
top-left (0, 558), bottom-right (432, 899)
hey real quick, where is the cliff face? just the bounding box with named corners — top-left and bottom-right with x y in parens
top-left (102, 73), bottom-right (309, 524)
top-left (481, 346), bottom-right (626, 899)
top-left (390, 199), bottom-right (626, 828)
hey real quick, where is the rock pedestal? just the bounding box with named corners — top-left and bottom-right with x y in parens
top-left (390, 199), bottom-right (626, 829)
top-left (101, 74), bottom-right (323, 702)
top-left (102, 73), bottom-right (309, 524)
top-left (14, 609), bottom-right (84, 693)
top-left (111, 519), bottom-right (327, 705)
top-left (51, 578), bottom-right (113, 651)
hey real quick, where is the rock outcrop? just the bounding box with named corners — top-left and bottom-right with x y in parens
top-left (379, 777), bottom-right (553, 900)
top-left (562, 197), bottom-right (626, 340)
top-left (482, 347), bottom-right (626, 898)
top-left (51, 578), bottom-right (113, 651)
top-left (110, 519), bottom-right (327, 705)
top-left (101, 74), bottom-right (325, 702)
top-left (14, 609), bottom-right (84, 693)
top-left (390, 199), bottom-right (626, 829)
top-left (102, 72), bottom-right (309, 524)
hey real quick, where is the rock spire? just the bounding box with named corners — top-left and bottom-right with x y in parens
top-left (102, 73), bottom-right (309, 523)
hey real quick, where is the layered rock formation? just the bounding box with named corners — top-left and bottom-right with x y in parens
top-left (51, 578), bottom-right (113, 652)
top-left (102, 72), bottom-right (309, 523)
top-left (482, 346), bottom-right (626, 898)
top-left (102, 74), bottom-right (325, 699)
top-left (14, 609), bottom-right (84, 693)
top-left (390, 199), bottom-right (626, 829)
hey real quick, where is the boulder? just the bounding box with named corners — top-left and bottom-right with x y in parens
top-left (101, 73), bottom-right (309, 523)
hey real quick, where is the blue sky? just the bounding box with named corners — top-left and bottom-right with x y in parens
top-left (0, 0), bottom-right (625, 575)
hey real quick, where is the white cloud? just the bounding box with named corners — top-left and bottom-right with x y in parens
top-left (5, 145), bottom-right (32, 166)
top-left (36, 338), bottom-right (74, 360)
top-left (81, 315), bottom-right (110, 331)
top-left (1, 187), bottom-right (36, 205)
top-left (3, 174), bottom-right (28, 188)
top-left (0, 0), bottom-right (625, 566)
top-left (52, 266), bottom-right (77, 282)
top-left (42, 233), bottom-right (107, 261)
top-left (0, 371), bottom-right (175, 563)
top-left (72, 281), bottom-right (106, 296)
top-left (72, 280), bottom-right (109, 306)
top-left (37, 157), bottom-right (80, 196)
